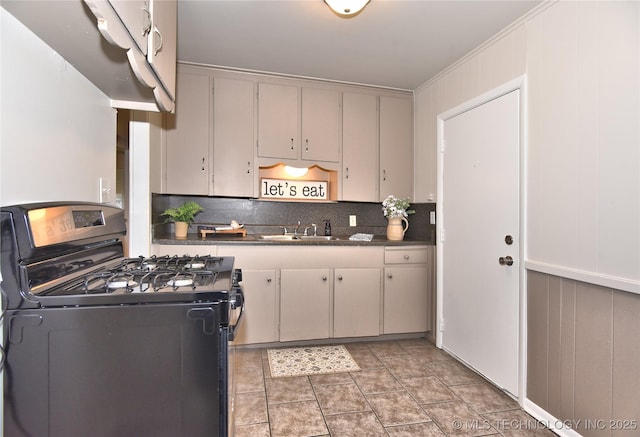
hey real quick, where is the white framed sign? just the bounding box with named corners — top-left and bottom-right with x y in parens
top-left (260, 178), bottom-right (328, 200)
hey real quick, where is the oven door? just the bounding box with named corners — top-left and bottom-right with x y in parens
top-left (3, 302), bottom-right (223, 437)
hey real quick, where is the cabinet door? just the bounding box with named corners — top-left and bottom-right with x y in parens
top-left (334, 268), bottom-right (381, 338)
top-left (232, 270), bottom-right (277, 345)
top-left (301, 88), bottom-right (340, 163)
top-left (280, 269), bottom-right (331, 342)
top-left (108, 0), bottom-right (150, 55)
top-left (342, 93), bottom-right (378, 201)
top-left (257, 83), bottom-right (298, 159)
top-left (164, 71), bottom-right (210, 195)
top-left (213, 78), bottom-right (255, 197)
top-left (383, 266), bottom-right (428, 334)
top-left (148, 0), bottom-right (177, 101)
top-left (379, 95), bottom-right (413, 201)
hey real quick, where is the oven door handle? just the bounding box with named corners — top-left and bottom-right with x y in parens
top-left (228, 287), bottom-right (244, 341)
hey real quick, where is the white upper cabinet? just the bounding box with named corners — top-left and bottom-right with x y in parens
top-left (301, 87), bottom-right (341, 163)
top-left (257, 83), bottom-right (299, 160)
top-left (213, 77), bottom-right (256, 197)
top-left (163, 69), bottom-right (211, 195)
top-left (342, 92), bottom-right (378, 201)
top-left (379, 95), bottom-right (413, 201)
top-left (83, 0), bottom-right (177, 111)
top-left (257, 83), bottom-right (340, 163)
top-left (108, 0), bottom-right (150, 55)
top-left (147, 0), bottom-right (177, 102)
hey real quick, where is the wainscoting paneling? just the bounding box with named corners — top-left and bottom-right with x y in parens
top-left (527, 271), bottom-right (640, 437)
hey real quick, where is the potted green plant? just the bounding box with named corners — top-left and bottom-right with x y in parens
top-left (161, 201), bottom-right (204, 239)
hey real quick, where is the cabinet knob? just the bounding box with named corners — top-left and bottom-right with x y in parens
top-left (266, 277), bottom-right (272, 283)
top-left (322, 275), bottom-right (327, 281)
top-left (387, 273), bottom-right (393, 279)
top-left (404, 255), bottom-right (410, 260)
top-left (337, 275), bottom-right (343, 281)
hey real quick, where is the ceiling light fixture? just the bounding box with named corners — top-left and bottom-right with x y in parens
top-left (324, 0), bottom-right (370, 17)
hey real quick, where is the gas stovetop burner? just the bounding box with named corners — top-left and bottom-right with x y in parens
top-left (80, 257), bottom-right (221, 295)
top-left (119, 255), bottom-right (223, 272)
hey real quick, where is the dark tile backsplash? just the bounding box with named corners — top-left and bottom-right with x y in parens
top-left (152, 194), bottom-right (436, 244)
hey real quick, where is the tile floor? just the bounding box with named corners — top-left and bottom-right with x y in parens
top-left (232, 338), bottom-right (557, 437)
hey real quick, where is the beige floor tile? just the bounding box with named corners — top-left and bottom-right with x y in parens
top-left (315, 382), bottom-right (370, 415)
top-left (402, 375), bottom-right (459, 404)
top-left (236, 366), bottom-right (265, 393)
top-left (234, 392), bottom-right (268, 426)
top-left (268, 400), bottom-right (328, 437)
top-left (324, 411), bottom-right (387, 436)
top-left (349, 349), bottom-right (384, 369)
top-left (423, 400), bottom-right (500, 436)
top-left (380, 354), bottom-right (432, 379)
top-left (309, 371), bottom-right (354, 386)
top-left (483, 409), bottom-right (557, 436)
top-left (427, 361), bottom-right (483, 386)
top-left (265, 376), bottom-right (315, 404)
top-left (451, 382), bottom-right (519, 413)
top-left (368, 340), bottom-right (407, 357)
top-left (234, 422), bottom-right (271, 437)
top-left (351, 368), bottom-right (404, 394)
top-left (406, 345), bottom-right (455, 365)
top-left (233, 339), bottom-right (552, 437)
top-left (396, 337), bottom-right (434, 349)
top-left (386, 421), bottom-right (447, 436)
top-left (235, 348), bottom-right (264, 369)
top-left (366, 390), bottom-right (431, 426)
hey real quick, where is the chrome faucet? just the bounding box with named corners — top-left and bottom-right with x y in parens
top-left (294, 221), bottom-right (301, 236)
top-left (303, 223), bottom-right (318, 236)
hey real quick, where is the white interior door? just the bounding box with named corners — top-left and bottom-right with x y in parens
top-left (440, 89), bottom-right (520, 396)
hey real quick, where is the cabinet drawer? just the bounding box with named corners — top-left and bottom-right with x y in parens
top-left (384, 247), bottom-right (428, 264)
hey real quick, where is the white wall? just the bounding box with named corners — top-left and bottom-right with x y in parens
top-left (526, 1), bottom-right (639, 287)
top-left (415, 1), bottom-right (639, 290)
top-left (0, 8), bottom-right (116, 206)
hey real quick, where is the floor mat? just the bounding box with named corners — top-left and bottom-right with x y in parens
top-left (267, 345), bottom-right (360, 378)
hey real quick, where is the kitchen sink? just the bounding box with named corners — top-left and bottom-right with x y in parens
top-left (298, 235), bottom-right (340, 241)
top-left (257, 235), bottom-right (299, 241)
top-left (257, 235), bottom-right (340, 242)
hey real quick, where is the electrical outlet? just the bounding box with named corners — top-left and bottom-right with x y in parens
top-left (430, 211), bottom-right (436, 225)
top-left (349, 215), bottom-right (357, 226)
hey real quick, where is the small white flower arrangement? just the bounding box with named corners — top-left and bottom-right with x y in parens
top-left (382, 195), bottom-right (415, 218)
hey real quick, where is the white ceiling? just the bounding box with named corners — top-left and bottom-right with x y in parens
top-left (177, 0), bottom-right (541, 91)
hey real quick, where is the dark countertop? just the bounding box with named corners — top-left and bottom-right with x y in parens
top-left (153, 232), bottom-right (433, 247)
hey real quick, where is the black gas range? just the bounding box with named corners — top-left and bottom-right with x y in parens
top-left (0, 202), bottom-right (243, 437)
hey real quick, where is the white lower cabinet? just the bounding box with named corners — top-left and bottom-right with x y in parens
top-left (280, 269), bottom-right (331, 342)
top-left (181, 244), bottom-right (432, 345)
top-left (383, 246), bottom-right (430, 334)
top-left (232, 269), bottom-right (277, 345)
top-left (334, 268), bottom-right (381, 338)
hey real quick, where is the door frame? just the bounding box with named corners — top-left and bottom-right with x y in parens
top-left (436, 76), bottom-right (528, 402)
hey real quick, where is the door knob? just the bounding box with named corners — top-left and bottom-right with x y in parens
top-left (499, 256), bottom-right (514, 266)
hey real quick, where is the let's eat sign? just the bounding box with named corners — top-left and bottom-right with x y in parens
top-left (261, 178), bottom-right (328, 200)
